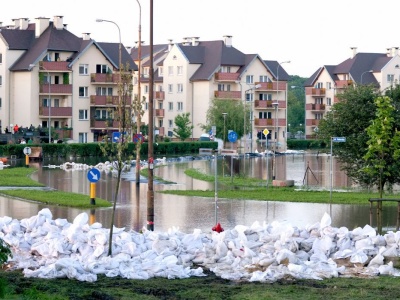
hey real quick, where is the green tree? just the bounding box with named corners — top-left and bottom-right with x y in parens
top-left (362, 96), bottom-right (400, 197)
top-left (287, 75), bottom-right (306, 136)
top-left (202, 99), bottom-right (247, 142)
top-left (173, 113), bottom-right (194, 141)
top-left (99, 64), bottom-right (133, 256)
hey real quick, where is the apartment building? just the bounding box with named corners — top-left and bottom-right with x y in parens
top-left (304, 47), bottom-right (400, 139)
top-left (0, 16), bottom-right (136, 142)
top-left (131, 36), bottom-right (290, 152)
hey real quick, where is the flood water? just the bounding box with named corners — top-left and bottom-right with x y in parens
top-left (0, 152), bottom-right (397, 233)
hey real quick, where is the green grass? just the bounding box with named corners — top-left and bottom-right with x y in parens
top-left (0, 167), bottom-right (44, 187)
top-left (0, 270), bottom-right (399, 299)
top-left (0, 167), bottom-right (111, 208)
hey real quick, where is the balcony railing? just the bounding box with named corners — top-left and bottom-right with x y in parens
top-left (214, 90), bottom-right (241, 99)
top-left (254, 100), bottom-right (286, 109)
top-left (90, 73), bottom-right (120, 84)
top-left (54, 128), bottom-right (73, 139)
top-left (155, 109), bottom-right (165, 117)
top-left (90, 95), bottom-right (120, 106)
top-left (305, 87), bottom-right (326, 96)
top-left (40, 84), bottom-right (72, 94)
top-left (306, 103), bottom-right (326, 111)
top-left (90, 119), bottom-right (119, 129)
top-left (214, 72), bottom-right (240, 81)
top-left (154, 91), bottom-right (165, 100)
top-left (40, 61), bottom-right (71, 72)
top-left (255, 81), bottom-right (287, 91)
top-left (306, 119), bottom-right (321, 126)
top-left (156, 127), bottom-right (165, 136)
top-left (335, 80), bottom-right (353, 89)
top-left (254, 118), bottom-right (286, 127)
top-left (39, 106), bottom-right (72, 117)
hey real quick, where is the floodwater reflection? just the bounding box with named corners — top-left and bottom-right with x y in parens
top-left (0, 153), bottom-right (396, 233)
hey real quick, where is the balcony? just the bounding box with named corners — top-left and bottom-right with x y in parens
top-left (306, 119), bottom-right (321, 126)
top-left (255, 81), bottom-right (287, 91)
top-left (154, 91), bottom-right (165, 100)
top-left (254, 100), bottom-right (286, 109)
top-left (39, 106), bottom-right (72, 117)
top-left (214, 72), bottom-right (240, 82)
top-left (306, 103), bottom-right (326, 111)
top-left (90, 119), bottom-right (119, 129)
top-left (155, 109), bottom-right (165, 117)
top-left (254, 118), bottom-right (286, 127)
top-left (156, 127), bottom-right (165, 136)
top-left (40, 61), bottom-right (71, 72)
top-left (54, 128), bottom-right (73, 139)
top-left (335, 80), bottom-right (353, 89)
top-left (90, 73), bottom-right (120, 84)
top-left (90, 95), bottom-right (120, 106)
top-left (305, 87), bottom-right (326, 96)
top-left (40, 84), bottom-right (72, 94)
top-left (214, 90), bottom-right (241, 99)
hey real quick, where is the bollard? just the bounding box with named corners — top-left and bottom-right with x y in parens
top-left (25, 154), bottom-right (29, 168)
top-left (90, 182), bottom-right (96, 205)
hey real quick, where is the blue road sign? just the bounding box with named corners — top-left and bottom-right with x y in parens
top-left (87, 168), bottom-right (101, 183)
top-left (112, 132), bottom-right (121, 143)
top-left (228, 131), bottom-right (238, 143)
top-left (332, 137), bottom-right (346, 142)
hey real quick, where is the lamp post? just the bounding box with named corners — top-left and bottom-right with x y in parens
top-left (135, 0), bottom-right (142, 184)
top-left (222, 112), bottom-right (227, 148)
top-left (360, 70), bottom-right (373, 84)
top-left (96, 19), bottom-right (122, 70)
top-left (272, 102), bottom-right (278, 180)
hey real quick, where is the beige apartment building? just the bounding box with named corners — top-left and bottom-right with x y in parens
top-left (131, 36), bottom-right (290, 152)
top-left (0, 16), bottom-right (136, 143)
top-left (304, 47), bottom-right (400, 139)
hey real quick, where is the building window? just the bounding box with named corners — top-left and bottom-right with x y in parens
top-left (177, 102), bottom-right (183, 111)
top-left (0, 53), bottom-right (2, 64)
top-left (315, 82), bottom-right (323, 88)
top-left (79, 64), bottom-right (88, 75)
top-left (387, 74), bottom-right (394, 82)
top-left (79, 87), bottom-right (88, 97)
top-left (246, 93), bottom-right (253, 102)
top-left (220, 66), bottom-right (231, 73)
top-left (259, 75), bottom-right (270, 82)
top-left (259, 93), bottom-right (272, 100)
top-left (96, 87), bottom-right (113, 96)
top-left (168, 119), bottom-right (173, 128)
top-left (145, 102), bottom-right (148, 110)
top-left (53, 98), bottom-right (60, 107)
top-left (0, 75), bottom-right (2, 86)
top-left (168, 84), bottom-right (173, 93)
top-left (79, 132), bottom-right (88, 143)
top-left (42, 98), bottom-right (50, 107)
top-left (246, 75), bottom-right (254, 84)
top-left (159, 67), bottom-right (163, 76)
top-left (144, 85), bottom-right (149, 94)
top-left (0, 97), bottom-right (2, 109)
top-left (168, 66), bottom-right (173, 76)
top-left (168, 102), bottom-right (173, 111)
top-left (95, 109), bottom-right (112, 120)
top-left (96, 64), bottom-right (109, 74)
top-left (143, 67), bottom-right (149, 77)
top-left (79, 109), bottom-right (88, 120)
top-left (177, 84), bottom-right (183, 93)
top-left (326, 82), bottom-right (331, 89)
top-left (315, 113), bottom-right (323, 120)
top-left (259, 112), bottom-right (272, 119)
top-left (177, 66), bottom-right (183, 75)
top-left (327, 98), bottom-right (332, 106)
top-left (315, 98), bottom-right (323, 104)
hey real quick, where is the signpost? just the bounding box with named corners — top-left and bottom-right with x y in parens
top-left (112, 132), bottom-right (121, 143)
top-left (228, 131), bottom-right (238, 183)
top-left (23, 147), bottom-right (31, 168)
top-left (330, 137), bottom-right (346, 203)
top-left (87, 168), bottom-right (101, 205)
top-left (263, 129), bottom-right (269, 188)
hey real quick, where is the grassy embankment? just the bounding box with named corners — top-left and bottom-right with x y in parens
top-left (0, 168), bottom-right (111, 208)
top-left (160, 168), bottom-right (399, 205)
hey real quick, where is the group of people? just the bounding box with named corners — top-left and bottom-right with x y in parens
top-left (4, 124), bottom-right (38, 134)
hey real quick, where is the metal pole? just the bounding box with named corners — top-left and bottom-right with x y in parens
top-left (48, 71), bottom-right (51, 143)
top-left (330, 137), bottom-right (333, 202)
top-left (266, 138), bottom-right (269, 188)
top-left (214, 152), bottom-right (218, 224)
top-left (135, 0), bottom-right (142, 184)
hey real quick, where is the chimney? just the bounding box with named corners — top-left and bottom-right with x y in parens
top-left (12, 18), bottom-right (29, 30)
top-left (168, 39), bottom-right (174, 51)
top-left (63, 24), bottom-right (68, 29)
top-left (182, 37), bottom-right (190, 46)
top-left (350, 47), bottom-right (357, 58)
top-left (191, 37), bottom-right (199, 46)
top-left (82, 33), bottom-right (91, 40)
top-left (53, 16), bottom-right (64, 30)
top-left (387, 48), bottom-right (391, 56)
top-left (223, 35), bottom-right (232, 47)
top-left (391, 47), bottom-right (399, 57)
top-left (35, 17), bottom-right (50, 37)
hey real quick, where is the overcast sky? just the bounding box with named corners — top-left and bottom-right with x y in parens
top-left (1, 0), bottom-right (399, 77)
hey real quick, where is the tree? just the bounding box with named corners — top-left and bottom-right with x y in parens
top-left (317, 84), bottom-right (400, 190)
top-left (133, 94), bottom-right (146, 184)
top-left (173, 113), bottom-right (194, 141)
top-left (202, 98), bottom-right (248, 142)
top-left (287, 75), bottom-right (306, 135)
top-left (99, 64), bottom-right (134, 256)
top-left (362, 96), bottom-right (400, 197)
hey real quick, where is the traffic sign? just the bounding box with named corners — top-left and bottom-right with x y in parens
top-left (133, 133), bottom-right (144, 143)
top-left (263, 129), bottom-right (269, 136)
top-left (23, 147), bottom-right (31, 155)
top-left (112, 132), bottom-right (121, 143)
top-left (332, 137), bottom-right (346, 142)
top-left (87, 168), bottom-right (101, 183)
top-left (228, 131), bottom-right (238, 143)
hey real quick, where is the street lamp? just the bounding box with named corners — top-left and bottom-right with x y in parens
top-left (134, 0), bottom-right (142, 184)
top-left (222, 112), bottom-right (227, 148)
top-left (96, 19), bottom-right (122, 70)
top-left (29, 63), bottom-right (51, 142)
top-left (272, 102), bottom-right (278, 180)
top-left (360, 70), bottom-right (373, 84)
